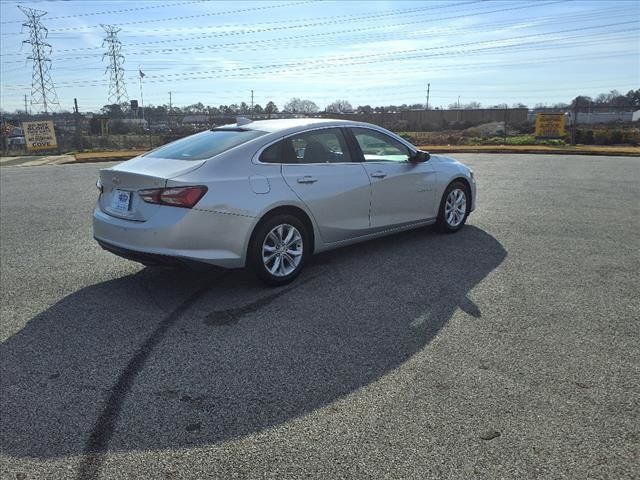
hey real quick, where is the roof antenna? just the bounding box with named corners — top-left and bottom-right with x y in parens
top-left (236, 117), bottom-right (253, 126)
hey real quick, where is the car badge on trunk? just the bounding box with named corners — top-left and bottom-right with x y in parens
top-left (112, 177), bottom-right (121, 185)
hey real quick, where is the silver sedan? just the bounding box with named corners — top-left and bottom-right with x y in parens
top-left (93, 118), bottom-right (476, 284)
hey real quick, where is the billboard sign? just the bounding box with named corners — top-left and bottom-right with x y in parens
top-left (22, 120), bottom-right (58, 151)
top-left (534, 113), bottom-right (566, 139)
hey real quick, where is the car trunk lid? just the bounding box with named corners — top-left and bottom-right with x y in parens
top-left (98, 155), bottom-right (206, 221)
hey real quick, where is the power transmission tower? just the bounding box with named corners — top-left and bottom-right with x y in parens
top-left (19, 6), bottom-right (60, 114)
top-left (101, 25), bottom-right (128, 105)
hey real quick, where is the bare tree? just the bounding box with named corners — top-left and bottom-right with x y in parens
top-left (325, 99), bottom-right (353, 113)
top-left (284, 97), bottom-right (319, 114)
top-left (625, 89), bottom-right (640, 107)
top-left (238, 102), bottom-right (250, 115)
top-left (264, 101), bottom-right (279, 118)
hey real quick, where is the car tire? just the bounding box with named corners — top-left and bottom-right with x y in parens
top-left (248, 214), bottom-right (309, 286)
top-left (436, 181), bottom-right (470, 233)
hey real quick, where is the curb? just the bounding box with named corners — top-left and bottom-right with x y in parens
top-left (418, 147), bottom-right (640, 157)
top-left (64, 151), bottom-right (148, 164)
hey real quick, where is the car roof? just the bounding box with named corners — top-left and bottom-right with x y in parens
top-left (221, 117), bottom-right (355, 134)
top-left (210, 117), bottom-right (418, 158)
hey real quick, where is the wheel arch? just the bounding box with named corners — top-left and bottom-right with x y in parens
top-left (247, 205), bottom-right (317, 260)
top-left (446, 176), bottom-right (473, 211)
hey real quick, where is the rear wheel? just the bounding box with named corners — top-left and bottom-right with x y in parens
top-left (248, 214), bottom-right (308, 286)
top-left (437, 181), bottom-right (470, 233)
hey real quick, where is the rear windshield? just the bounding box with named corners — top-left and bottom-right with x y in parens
top-left (145, 128), bottom-right (267, 161)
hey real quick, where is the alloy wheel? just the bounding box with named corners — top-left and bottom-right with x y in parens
top-left (262, 223), bottom-right (304, 277)
top-left (445, 188), bottom-right (467, 227)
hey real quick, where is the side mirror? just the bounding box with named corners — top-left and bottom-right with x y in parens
top-left (409, 151), bottom-right (430, 163)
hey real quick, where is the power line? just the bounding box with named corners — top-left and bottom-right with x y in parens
top-left (0, 0), bottom-right (319, 34)
top-left (2, 2), bottom-right (636, 112)
top-left (2, 1), bottom-right (628, 65)
top-left (0, 0), bottom-right (556, 38)
top-left (106, 1), bottom-right (577, 56)
top-left (98, 0), bottom-right (484, 35)
top-left (5, 30), bottom-right (635, 90)
top-left (58, 0), bottom-right (486, 35)
top-left (102, 24), bottom-right (128, 105)
top-left (1, 1), bottom-right (206, 24)
top-left (4, 27), bottom-right (635, 90)
top-left (286, 48), bottom-right (638, 82)
top-left (0, 0), bottom-right (577, 62)
top-left (18, 5), bottom-right (59, 113)
top-left (4, 8), bottom-right (632, 64)
top-left (74, 23), bottom-right (627, 88)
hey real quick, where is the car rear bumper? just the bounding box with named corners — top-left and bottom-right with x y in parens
top-left (95, 238), bottom-right (209, 269)
top-left (93, 205), bottom-right (254, 268)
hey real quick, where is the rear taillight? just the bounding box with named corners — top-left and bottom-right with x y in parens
top-left (96, 178), bottom-right (103, 193)
top-left (138, 186), bottom-right (207, 209)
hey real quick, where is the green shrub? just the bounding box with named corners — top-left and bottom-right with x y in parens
top-left (610, 130), bottom-right (623, 144)
top-left (505, 135), bottom-right (536, 145)
top-left (575, 129), bottom-right (595, 144)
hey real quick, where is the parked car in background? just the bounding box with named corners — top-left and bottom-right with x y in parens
top-left (93, 118), bottom-right (475, 284)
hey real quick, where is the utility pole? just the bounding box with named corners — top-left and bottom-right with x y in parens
top-left (101, 25), bottom-right (128, 105)
top-left (19, 5), bottom-right (60, 114)
top-left (503, 106), bottom-right (508, 144)
top-left (24, 94), bottom-right (29, 115)
top-left (73, 98), bottom-right (82, 152)
top-left (425, 83), bottom-right (430, 110)
top-left (168, 90), bottom-right (172, 129)
top-left (571, 101), bottom-right (578, 145)
top-left (139, 69), bottom-right (145, 121)
top-left (251, 89), bottom-right (254, 119)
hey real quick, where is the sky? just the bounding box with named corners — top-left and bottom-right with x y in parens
top-left (0, 0), bottom-right (639, 113)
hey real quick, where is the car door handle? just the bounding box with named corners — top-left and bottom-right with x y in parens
top-left (370, 171), bottom-right (387, 178)
top-left (297, 176), bottom-right (318, 184)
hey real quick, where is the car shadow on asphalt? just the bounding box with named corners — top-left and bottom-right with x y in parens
top-left (1, 225), bottom-right (506, 463)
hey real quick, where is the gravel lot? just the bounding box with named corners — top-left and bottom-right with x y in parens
top-left (1, 154), bottom-right (638, 479)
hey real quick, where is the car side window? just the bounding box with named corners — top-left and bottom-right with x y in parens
top-left (351, 128), bottom-right (411, 162)
top-left (260, 129), bottom-right (352, 164)
top-left (260, 141), bottom-right (282, 163)
top-left (285, 128), bottom-right (352, 164)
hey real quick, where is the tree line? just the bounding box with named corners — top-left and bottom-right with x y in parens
top-left (101, 88), bottom-right (640, 118)
top-left (3, 89), bottom-right (638, 117)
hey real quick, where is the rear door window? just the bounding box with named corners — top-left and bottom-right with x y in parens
top-left (260, 128), bottom-right (352, 164)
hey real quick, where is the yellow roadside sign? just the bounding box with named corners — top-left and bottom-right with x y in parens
top-left (534, 113), bottom-right (566, 139)
top-left (22, 120), bottom-right (58, 151)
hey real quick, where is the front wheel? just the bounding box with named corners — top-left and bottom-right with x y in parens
top-left (248, 214), bottom-right (308, 286)
top-left (436, 181), bottom-right (470, 233)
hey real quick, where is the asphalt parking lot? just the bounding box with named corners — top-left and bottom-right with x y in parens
top-left (1, 154), bottom-right (638, 479)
